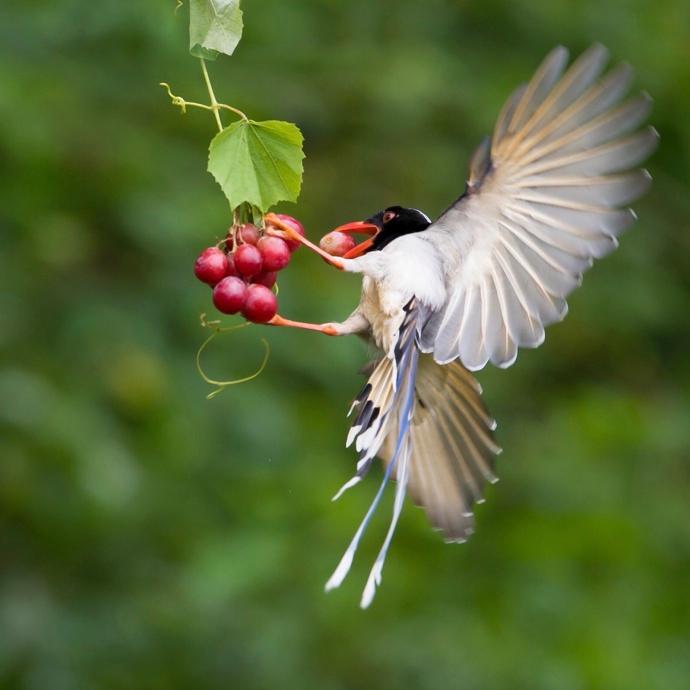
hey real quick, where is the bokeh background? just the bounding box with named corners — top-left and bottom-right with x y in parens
top-left (1, 1), bottom-right (689, 688)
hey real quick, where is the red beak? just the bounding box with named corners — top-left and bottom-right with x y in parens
top-left (332, 220), bottom-right (379, 237)
top-left (330, 221), bottom-right (379, 258)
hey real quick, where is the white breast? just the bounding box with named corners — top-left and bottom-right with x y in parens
top-left (379, 235), bottom-right (447, 311)
top-left (347, 235), bottom-right (447, 354)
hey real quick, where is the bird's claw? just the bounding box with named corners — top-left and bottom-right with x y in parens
top-left (265, 212), bottom-right (344, 270)
top-left (265, 213), bottom-right (301, 243)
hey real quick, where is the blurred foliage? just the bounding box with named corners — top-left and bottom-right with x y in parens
top-left (1, 1), bottom-right (689, 689)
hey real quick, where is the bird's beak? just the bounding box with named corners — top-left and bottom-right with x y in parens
top-left (330, 221), bottom-right (379, 258)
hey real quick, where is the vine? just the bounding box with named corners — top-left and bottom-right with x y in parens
top-left (161, 0), bottom-right (306, 395)
top-left (195, 316), bottom-right (270, 399)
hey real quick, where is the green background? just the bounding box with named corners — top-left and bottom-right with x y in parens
top-left (1, 2), bottom-right (688, 689)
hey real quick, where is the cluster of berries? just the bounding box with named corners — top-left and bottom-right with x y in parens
top-left (194, 214), bottom-right (304, 323)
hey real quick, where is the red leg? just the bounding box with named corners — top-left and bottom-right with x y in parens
top-left (264, 213), bottom-right (345, 270)
top-left (268, 314), bottom-right (339, 336)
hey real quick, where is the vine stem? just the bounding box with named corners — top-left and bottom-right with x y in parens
top-left (199, 58), bottom-right (249, 131)
top-left (195, 322), bottom-right (271, 399)
top-left (200, 58), bottom-right (224, 132)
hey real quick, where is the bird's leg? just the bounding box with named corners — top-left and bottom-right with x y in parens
top-left (268, 314), bottom-right (340, 336)
top-left (264, 213), bottom-right (345, 270)
top-left (268, 311), bottom-right (368, 337)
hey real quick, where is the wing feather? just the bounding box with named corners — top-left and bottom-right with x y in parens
top-left (513, 170), bottom-right (651, 207)
top-left (504, 59), bottom-right (634, 157)
top-left (421, 45), bottom-right (656, 369)
top-left (520, 127), bottom-right (657, 177)
top-left (506, 46), bottom-right (569, 136)
top-left (493, 84), bottom-right (528, 144)
top-left (519, 94), bottom-right (652, 167)
top-left (509, 43), bottom-right (610, 146)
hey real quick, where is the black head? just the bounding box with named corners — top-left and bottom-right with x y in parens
top-left (365, 206), bottom-right (432, 252)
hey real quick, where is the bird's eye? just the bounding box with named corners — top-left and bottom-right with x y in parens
top-left (382, 211), bottom-right (397, 223)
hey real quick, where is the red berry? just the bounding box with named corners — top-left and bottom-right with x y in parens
top-left (225, 253), bottom-right (238, 277)
top-left (212, 277), bottom-right (248, 314)
top-left (320, 231), bottom-right (356, 257)
top-left (237, 223), bottom-right (260, 245)
top-left (234, 244), bottom-right (263, 278)
top-left (252, 271), bottom-right (277, 288)
top-left (257, 236), bottom-right (291, 272)
top-left (274, 214), bottom-right (305, 252)
top-left (194, 247), bottom-right (230, 286)
top-left (242, 284), bottom-right (278, 323)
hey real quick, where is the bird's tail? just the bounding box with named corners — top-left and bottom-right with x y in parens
top-left (325, 300), bottom-right (420, 608)
top-left (325, 300), bottom-right (501, 607)
top-left (380, 356), bottom-right (501, 543)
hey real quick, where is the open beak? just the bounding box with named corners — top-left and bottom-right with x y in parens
top-left (330, 221), bottom-right (379, 258)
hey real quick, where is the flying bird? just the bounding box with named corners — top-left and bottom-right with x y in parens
top-left (265, 44), bottom-right (657, 607)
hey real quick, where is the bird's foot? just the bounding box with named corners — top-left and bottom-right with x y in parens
top-left (264, 213), bottom-right (344, 270)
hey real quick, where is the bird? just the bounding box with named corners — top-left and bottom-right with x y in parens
top-left (264, 43), bottom-right (657, 607)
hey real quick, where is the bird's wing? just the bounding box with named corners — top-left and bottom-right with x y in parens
top-left (419, 44), bottom-right (657, 369)
top-left (379, 356), bottom-right (501, 543)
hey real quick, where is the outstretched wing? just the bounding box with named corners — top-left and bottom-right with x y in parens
top-left (419, 44), bottom-right (657, 369)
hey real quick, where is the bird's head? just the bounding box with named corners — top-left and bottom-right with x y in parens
top-left (330, 206), bottom-right (432, 258)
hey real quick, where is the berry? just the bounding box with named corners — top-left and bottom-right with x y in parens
top-left (237, 223), bottom-right (260, 245)
top-left (257, 236), bottom-right (291, 272)
top-left (274, 214), bottom-right (305, 252)
top-left (320, 231), bottom-right (356, 257)
top-left (252, 271), bottom-right (277, 288)
top-left (194, 247), bottom-right (230, 286)
top-left (242, 284), bottom-right (278, 323)
top-left (212, 277), bottom-right (248, 314)
top-left (234, 243), bottom-right (263, 278)
top-left (225, 253), bottom-right (238, 277)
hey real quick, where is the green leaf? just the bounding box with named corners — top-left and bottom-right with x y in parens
top-left (191, 44), bottom-right (221, 61)
top-left (208, 120), bottom-right (305, 212)
top-left (189, 0), bottom-right (243, 60)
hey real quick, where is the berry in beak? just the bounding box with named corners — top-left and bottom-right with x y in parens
top-left (329, 221), bottom-right (379, 258)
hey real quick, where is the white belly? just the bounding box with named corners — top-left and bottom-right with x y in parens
top-left (355, 235), bottom-right (447, 354)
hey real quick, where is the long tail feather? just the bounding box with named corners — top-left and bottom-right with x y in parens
top-left (326, 300), bottom-right (421, 600)
top-left (360, 349), bottom-right (418, 608)
top-left (324, 453), bottom-right (399, 592)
